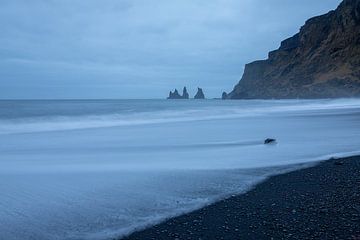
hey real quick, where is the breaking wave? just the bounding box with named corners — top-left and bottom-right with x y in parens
top-left (1, 98), bottom-right (360, 134)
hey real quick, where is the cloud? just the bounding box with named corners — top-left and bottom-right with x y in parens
top-left (0, 0), bottom-right (342, 98)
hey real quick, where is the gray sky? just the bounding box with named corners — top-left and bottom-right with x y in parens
top-left (0, 0), bottom-right (342, 99)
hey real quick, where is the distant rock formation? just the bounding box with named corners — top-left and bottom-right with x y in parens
top-left (167, 87), bottom-right (189, 99)
top-left (222, 92), bottom-right (228, 100)
top-left (194, 88), bottom-right (205, 99)
top-left (167, 89), bottom-right (182, 99)
top-left (182, 87), bottom-right (189, 99)
top-left (227, 0), bottom-right (360, 99)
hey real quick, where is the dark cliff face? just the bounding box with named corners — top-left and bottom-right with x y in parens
top-left (228, 0), bottom-right (360, 99)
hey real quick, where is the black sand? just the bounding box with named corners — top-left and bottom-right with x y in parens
top-left (122, 156), bottom-right (360, 240)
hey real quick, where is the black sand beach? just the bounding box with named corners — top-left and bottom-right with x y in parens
top-left (122, 156), bottom-right (360, 240)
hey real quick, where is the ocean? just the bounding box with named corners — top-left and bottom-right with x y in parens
top-left (0, 99), bottom-right (360, 239)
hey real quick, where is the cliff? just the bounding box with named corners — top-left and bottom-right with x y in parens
top-left (228, 0), bottom-right (360, 99)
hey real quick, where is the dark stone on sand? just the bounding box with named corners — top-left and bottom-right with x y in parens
top-left (264, 138), bottom-right (276, 144)
top-left (122, 156), bottom-right (360, 240)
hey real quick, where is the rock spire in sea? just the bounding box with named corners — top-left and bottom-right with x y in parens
top-left (194, 88), bottom-right (205, 99)
top-left (167, 87), bottom-right (189, 99)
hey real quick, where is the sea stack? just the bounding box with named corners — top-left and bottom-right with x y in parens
top-left (167, 89), bottom-right (182, 99)
top-left (222, 92), bottom-right (228, 100)
top-left (182, 87), bottom-right (189, 99)
top-left (194, 88), bottom-right (205, 99)
top-left (167, 87), bottom-right (190, 99)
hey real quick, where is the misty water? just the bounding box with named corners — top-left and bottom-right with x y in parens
top-left (0, 99), bottom-right (360, 240)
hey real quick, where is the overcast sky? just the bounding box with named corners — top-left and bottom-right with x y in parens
top-left (0, 0), bottom-right (342, 99)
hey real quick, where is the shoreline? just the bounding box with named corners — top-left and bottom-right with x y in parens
top-left (122, 156), bottom-right (360, 239)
